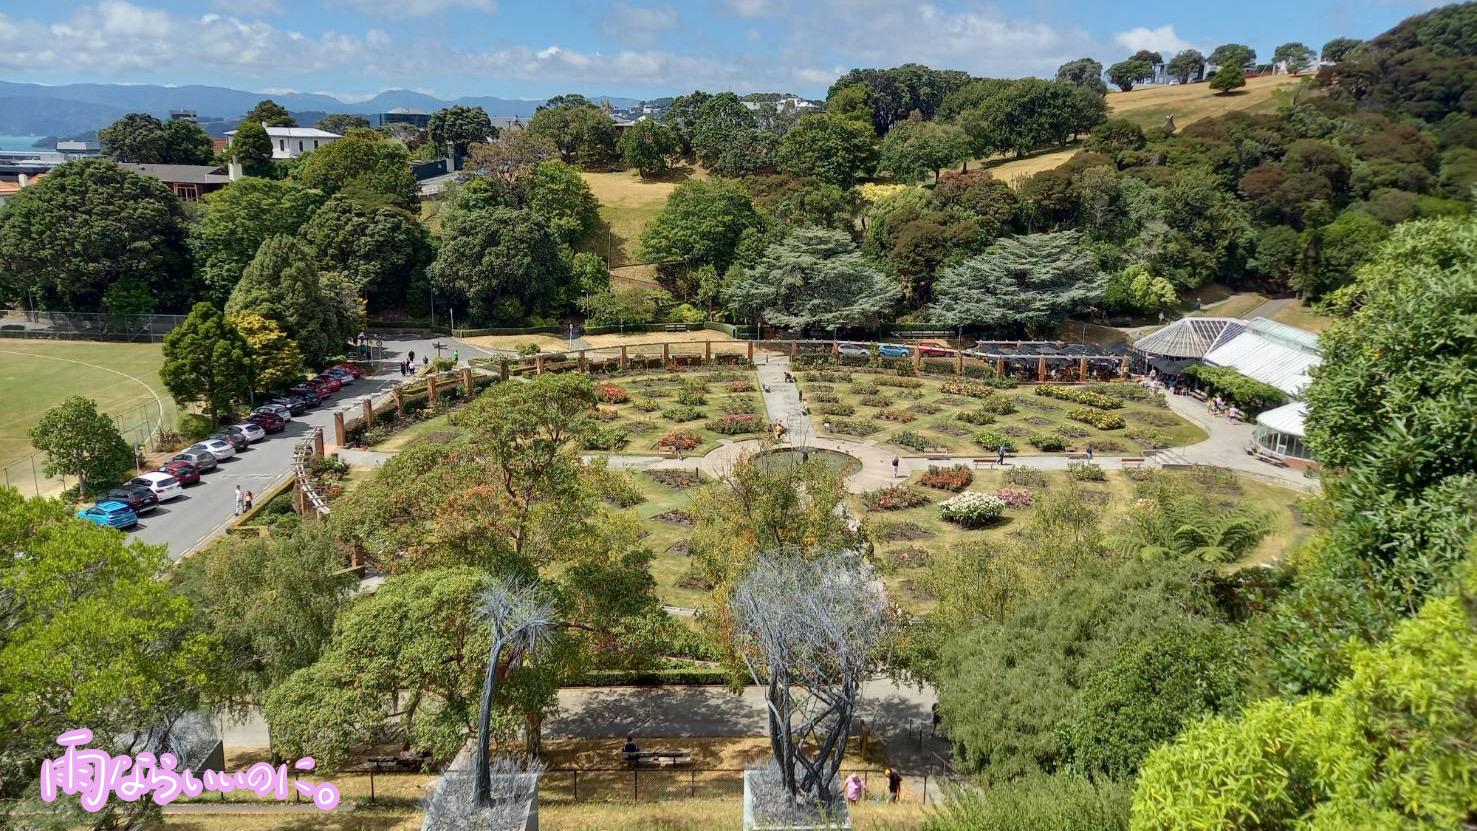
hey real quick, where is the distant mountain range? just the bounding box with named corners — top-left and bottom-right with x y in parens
top-left (0, 81), bottom-right (644, 138)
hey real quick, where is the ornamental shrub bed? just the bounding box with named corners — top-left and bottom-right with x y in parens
top-left (625, 419), bottom-right (657, 434)
top-left (890, 430), bottom-right (930, 451)
top-left (592, 407), bottom-right (620, 421)
top-left (676, 388), bottom-right (707, 406)
top-left (1126, 427), bottom-right (1172, 449)
top-left (719, 397), bottom-right (757, 415)
top-left (931, 423), bottom-right (971, 438)
top-left (595, 384), bottom-right (630, 404)
top-left (871, 520), bottom-right (935, 541)
top-left (726, 379), bottom-right (755, 392)
top-left (657, 430), bottom-right (701, 451)
top-left (811, 392), bottom-right (841, 403)
top-left (864, 485), bottom-right (931, 511)
top-left (940, 491), bottom-right (1007, 527)
top-left (707, 413), bottom-right (763, 435)
top-left (920, 464), bottom-right (974, 491)
top-left (661, 405), bottom-right (705, 422)
top-left (1028, 433), bottom-right (1067, 451)
top-left (875, 376), bottom-right (923, 389)
top-left (1068, 408), bottom-right (1127, 430)
top-left (877, 409), bottom-right (917, 423)
top-left (828, 418), bottom-right (881, 437)
top-left (1054, 424), bottom-right (1090, 439)
top-left (911, 402), bottom-right (942, 415)
top-left (1004, 466), bottom-right (1048, 487)
top-left (940, 380), bottom-right (996, 398)
top-left (957, 409), bottom-right (996, 426)
top-left (996, 487), bottom-right (1035, 507)
top-left (650, 469), bottom-right (704, 489)
top-left (1087, 382), bottom-right (1164, 405)
top-left (850, 384), bottom-right (880, 396)
top-left (973, 429), bottom-right (1016, 452)
top-left (977, 397), bottom-right (1018, 415)
top-left (1036, 384), bottom-right (1123, 409)
top-left (860, 395), bottom-right (894, 409)
top-left (818, 402), bottom-right (856, 416)
top-left (1067, 461), bottom-right (1107, 481)
top-left (583, 426), bottom-right (628, 451)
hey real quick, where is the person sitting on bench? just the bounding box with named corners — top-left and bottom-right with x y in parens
top-left (622, 735), bottom-right (640, 756)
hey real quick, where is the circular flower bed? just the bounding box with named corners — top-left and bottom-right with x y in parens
top-left (939, 492), bottom-right (1007, 528)
top-left (595, 384), bottom-right (630, 404)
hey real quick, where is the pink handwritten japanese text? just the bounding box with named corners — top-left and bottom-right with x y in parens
top-left (39, 728), bottom-right (340, 812)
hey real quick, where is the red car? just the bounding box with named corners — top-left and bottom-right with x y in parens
top-left (304, 377), bottom-right (336, 397)
top-left (249, 411), bottom-right (287, 433)
top-left (333, 362), bottom-right (364, 379)
top-left (916, 339), bottom-right (957, 357)
top-left (312, 374), bottom-right (343, 393)
top-left (158, 459), bottom-right (201, 486)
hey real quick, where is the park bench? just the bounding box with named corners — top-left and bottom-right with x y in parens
top-left (664, 323), bottom-right (688, 333)
top-left (972, 457), bottom-right (997, 470)
top-left (1120, 457), bottom-right (1146, 469)
top-left (926, 454), bottom-right (951, 462)
top-left (367, 752), bottom-right (430, 773)
top-left (1250, 448), bottom-right (1288, 467)
top-left (623, 750), bottom-right (693, 768)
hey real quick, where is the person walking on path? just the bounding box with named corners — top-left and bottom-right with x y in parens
top-left (408, 350), bottom-right (415, 364)
top-left (454, 349), bottom-right (460, 365)
top-left (243, 490), bottom-right (253, 512)
top-left (233, 485), bottom-right (244, 516)
top-left (997, 444), bottom-right (1007, 466)
top-left (892, 456), bottom-right (900, 478)
top-left (1085, 445), bottom-right (1094, 463)
top-left (886, 768), bottom-right (902, 803)
top-left (844, 773), bottom-right (865, 805)
top-left (931, 702), bottom-right (941, 736)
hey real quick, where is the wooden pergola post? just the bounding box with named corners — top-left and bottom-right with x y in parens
top-left (361, 398), bottom-right (373, 429)
top-left (662, 343), bottom-right (670, 366)
top-left (705, 341), bottom-right (712, 363)
top-left (1120, 355), bottom-right (1131, 378)
top-left (312, 428), bottom-right (324, 459)
top-left (1079, 356), bottom-right (1088, 381)
top-left (427, 374), bottom-right (438, 403)
top-left (535, 355), bottom-right (544, 375)
top-left (578, 350), bottom-right (587, 371)
top-left (790, 340), bottom-right (797, 359)
top-left (333, 411), bottom-right (346, 447)
top-left (912, 347), bottom-right (922, 372)
top-left (393, 386), bottom-right (404, 416)
top-left (461, 367), bottom-right (474, 395)
top-left (499, 359), bottom-right (509, 381)
top-left (995, 355), bottom-right (1004, 376)
top-left (619, 345), bottom-right (628, 369)
top-left (1037, 356), bottom-right (1047, 381)
top-left (955, 349), bottom-right (963, 375)
top-left (747, 341), bottom-right (755, 364)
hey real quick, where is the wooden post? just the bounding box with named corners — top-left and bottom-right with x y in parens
top-left (1037, 356), bottom-right (1047, 382)
top-left (393, 386), bottom-right (404, 416)
top-left (1078, 357), bottom-right (1088, 381)
top-left (535, 354), bottom-right (544, 375)
top-left (619, 345), bottom-right (628, 369)
top-left (499, 359), bottom-right (510, 381)
top-left (361, 398), bottom-right (373, 428)
top-left (832, 340), bottom-right (840, 362)
top-left (333, 411), bottom-right (346, 447)
top-left (790, 340), bottom-right (797, 359)
top-left (292, 478), bottom-right (304, 515)
top-left (995, 355), bottom-right (1004, 376)
top-left (1120, 355), bottom-right (1131, 378)
top-left (461, 367), bottom-right (474, 395)
top-left (427, 374), bottom-right (438, 404)
top-left (662, 342), bottom-right (670, 366)
top-left (955, 349), bottom-right (963, 376)
top-left (578, 350), bottom-right (587, 371)
top-left (912, 346), bottom-right (922, 372)
top-left (312, 428), bottom-right (324, 459)
top-left (747, 341), bottom-right (754, 363)
top-left (704, 341), bottom-right (712, 363)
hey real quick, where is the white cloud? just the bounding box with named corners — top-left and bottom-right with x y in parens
top-left (329, 0), bottom-right (496, 19)
top-left (724, 0), bottom-right (773, 18)
top-left (1113, 25), bottom-right (1193, 58)
top-left (602, 3), bottom-right (678, 46)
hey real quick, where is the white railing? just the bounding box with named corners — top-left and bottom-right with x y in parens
top-left (293, 427), bottom-right (330, 517)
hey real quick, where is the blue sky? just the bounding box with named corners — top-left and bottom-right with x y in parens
top-left (0, 0), bottom-right (1442, 102)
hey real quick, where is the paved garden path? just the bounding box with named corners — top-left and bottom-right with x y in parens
top-left (1157, 393), bottom-right (1315, 491)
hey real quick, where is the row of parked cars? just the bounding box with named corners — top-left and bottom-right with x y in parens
top-left (836, 341), bottom-right (952, 358)
top-left (75, 363), bottom-right (364, 530)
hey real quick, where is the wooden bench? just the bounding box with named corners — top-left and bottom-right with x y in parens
top-left (972, 457), bottom-right (996, 470)
top-left (623, 750), bottom-right (693, 768)
top-left (1120, 457), bottom-right (1146, 469)
top-left (926, 454), bottom-right (951, 462)
top-left (367, 753), bottom-right (430, 773)
top-left (663, 324), bottom-right (688, 333)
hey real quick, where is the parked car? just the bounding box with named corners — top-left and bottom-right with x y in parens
top-left (248, 411), bottom-right (287, 433)
top-left (837, 342), bottom-right (872, 357)
top-left (76, 500), bottom-right (138, 530)
top-left (189, 439), bottom-right (237, 461)
top-left (104, 483), bottom-right (160, 514)
top-left (270, 396), bottom-right (308, 416)
top-left (916, 339), bottom-right (956, 357)
top-left (332, 362), bottom-right (364, 379)
top-left (253, 403), bottom-right (292, 422)
top-left (158, 459), bottom-right (201, 486)
top-left (229, 422), bottom-right (267, 444)
top-left (305, 377), bottom-right (338, 396)
top-left (172, 449), bottom-right (217, 472)
top-left (288, 385), bottom-right (323, 407)
top-left (311, 375), bottom-right (343, 393)
top-left (877, 343), bottom-right (911, 358)
top-left (128, 472), bottom-right (182, 502)
top-left (325, 367), bottom-right (356, 384)
top-left (210, 431), bottom-right (250, 452)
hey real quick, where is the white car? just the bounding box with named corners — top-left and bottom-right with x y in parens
top-left (129, 472), bottom-right (183, 502)
top-left (230, 422), bottom-right (267, 443)
top-left (253, 403), bottom-right (292, 422)
top-left (190, 439), bottom-right (237, 461)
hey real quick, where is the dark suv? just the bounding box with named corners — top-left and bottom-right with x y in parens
top-left (288, 385), bottom-right (323, 407)
top-left (104, 482), bottom-right (160, 515)
top-left (210, 431), bottom-right (250, 452)
top-left (270, 396), bottom-right (309, 416)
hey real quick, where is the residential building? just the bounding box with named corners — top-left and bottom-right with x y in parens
top-left (55, 140), bottom-right (101, 158)
top-left (119, 163), bottom-right (237, 201)
top-left (372, 109), bottom-right (432, 129)
top-left (223, 124), bottom-right (342, 159)
top-left (0, 172), bottom-right (43, 207)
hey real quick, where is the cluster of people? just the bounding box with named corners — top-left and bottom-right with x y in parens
top-left (842, 768), bottom-right (904, 805)
top-left (1208, 395), bottom-right (1243, 421)
top-left (233, 485), bottom-right (254, 516)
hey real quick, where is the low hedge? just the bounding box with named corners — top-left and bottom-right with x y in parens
top-left (1068, 408), bottom-right (1127, 430)
top-left (1183, 364), bottom-right (1287, 413)
top-left (573, 667), bottom-right (731, 686)
top-left (1036, 384), bottom-right (1123, 410)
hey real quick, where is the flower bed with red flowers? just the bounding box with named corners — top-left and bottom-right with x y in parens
top-left (706, 413), bottom-right (763, 435)
top-left (595, 384), bottom-right (630, 404)
top-left (863, 485), bottom-right (931, 511)
top-left (919, 464), bottom-right (974, 492)
top-left (657, 430), bottom-right (701, 451)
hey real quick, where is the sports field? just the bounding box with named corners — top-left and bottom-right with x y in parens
top-left (0, 340), bottom-right (176, 476)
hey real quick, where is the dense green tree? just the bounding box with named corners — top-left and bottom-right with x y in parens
top-left (296, 130), bottom-right (418, 209)
top-left (1273, 42), bottom-right (1317, 73)
top-left (724, 228), bottom-right (899, 330)
top-left (1131, 50), bottom-right (1164, 66)
top-left (618, 119), bottom-right (680, 178)
top-left (933, 170), bottom-right (1019, 237)
top-left (1247, 223), bottom-right (1301, 285)
top-left (689, 92), bottom-right (759, 167)
top-left (1166, 49), bottom-right (1206, 83)
top-left (1320, 37), bottom-right (1362, 62)
top-left (824, 84), bottom-right (876, 135)
top-left (932, 231), bottom-right (1104, 334)
top-left (467, 127), bottom-right (558, 182)
top-left (225, 235), bottom-right (346, 366)
top-left (525, 160), bottom-right (599, 246)
top-left (1209, 64), bottom-right (1248, 94)
top-left (712, 128), bottom-right (779, 178)
top-left (1056, 57), bottom-right (1107, 94)
top-left (888, 214), bottom-right (986, 303)
top-left (430, 206), bottom-right (568, 324)
top-left (826, 63), bottom-right (973, 134)
top-left (428, 105), bottom-right (496, 157)
top-left (0, 158), bottom-right (193, 313)
top-left (162, 118), bottom-right (215, 164)
top-left (957, 79), bottom-right (1081, 158)
top-left (1142, 169), bottom-right (1252, 288)
top-left (193, 178), bottom-right (327, 305)
top-left (577, 285), bottom-right (672, 326)
top-left (228, 120), bottom-right (274, 175)
top-left (1107, 59), bottom-right (1154, 92)
top-left (1103, 262), bottom-right (1178, 315)
top-left (569, 250), bottom-right (609, 296)
top-left (1208, 43), bottom-right (1256, 69)
top-left (774, 113), bottom-right (877, 187)
top-left (527, 99), bottom-right (617, 167)
top-left (316, 113), bottom-right (370, 134)
top-left (98, 113), bottom-right (214, 164)
top-left (878, 117), bottom-right (970, 182)
top-left (637, 178), bottom-right (763, 295)
top-left (242, 99), bottom-right (296, 127)
top-left (229, 312), bottom-right (304, 395)
top-left (1293, 209), bottom-right (1387, 297)
top-left (752, 176), bottom-right (858, 232)
top-left (299, 193), bottom-right (433, 312)
top-left (160, 302), bottom-right (252, 423)
top-left (28, 396), bottom-right (134, 496)
top-left (0, 489), bottom-right (220, 816)
top-left (660, 90), bottom-right (712, 155)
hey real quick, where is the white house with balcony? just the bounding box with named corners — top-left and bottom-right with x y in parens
top-left (224, 124), bottom-right (343, 160)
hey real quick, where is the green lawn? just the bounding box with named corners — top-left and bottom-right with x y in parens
top-left (587, 369), bottom-right (770, 457)
top-left (793, 369), bottom-right (1206, 457)
top-left (0, 340), bottom-right (176, 470)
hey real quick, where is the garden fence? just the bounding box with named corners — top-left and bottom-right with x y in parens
top-left (0, 311), bottom-right (187, 342)
top-left (2, 397), bottom-right (178, 498)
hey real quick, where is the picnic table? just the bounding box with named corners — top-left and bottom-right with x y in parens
top-left (367, 752), bottom-right (430, 772)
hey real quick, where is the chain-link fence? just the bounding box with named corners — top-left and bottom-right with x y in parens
top-left (2, 398), bottom-right (179, 498)
top-left (0, 310), bottom-right (188, 343)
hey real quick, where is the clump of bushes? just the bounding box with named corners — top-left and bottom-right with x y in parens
top-left (891, 430), bottom-right (930, 451)
top-left (1068, 461), bottom-right (1107, 481)
top-left (1004, 466), bottom-right (1048, 487)
top-left (1028, 433), bottom-right (1068, 452)
top-left (860, 394), bottom-right (894, 408)
top-left (719, 398), bottom-right (757, 415)
top-left (650, 469), bottom-right (704, 489)
top-left (911, 402), bottom-right (942, 415)
top-left (920, 465), bottom-right (974, 492)
top-left (1036, 384), bottom-right (1123, 409)
top-left (939, 491), bottom-right (1007, 527)
top-left (818, 402), bottom-right (857, 416)
top-left (996, 487), bottom-right (1034, 507)
top-left (657, 430), bottom-right (701, 451)
top-left (876, 376), bottom-right (923, 389)
top-left (1054, 424), bottom-right (1090, 439)
top-left (1069, 408), bottom-right (1127, 430)
top-left (978, 397), bottom-right (1018, 415)
top-left (676, 388), bottom-right (707, 406)
top-left (810, 392), bottom-right (841, 404)
top-left (973, 429), bottom-right (1015, 452)
top-left (827, 418), bottom-right (881, 437)
top-left (1182, 364), bottom-right (1286, 413)
top-left (877, 409), bottom-right (916, 423)
top-left (864, 485), bottom-right (930, 511)
top-left (661, 405), bottom-right (704, 422)
top-left (851, 383), bottom-right (880, 396)
top-left (957, 409), bottom-right (996, 426)
top-left (941, 380), bottom-right (997, 398)
top-left (595, 384), bottom-right (630, 404)
top-left (726, 379), bottom-right (755, 392)
top-left (584, 427), bottom-right (629, 451)
top-left (631, 397), bottom-right (660, 412)
top-left (707, 413), bottom-right (762, 435)
top-left (1126, 427), bottom-right (1172, 449)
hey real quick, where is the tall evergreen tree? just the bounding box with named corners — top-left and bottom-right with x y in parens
top-left (226, 235), bottom-right (345, 366)
top-left (160, 302), bottom-right (252, 423)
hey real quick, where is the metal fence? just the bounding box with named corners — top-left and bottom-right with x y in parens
top-left (0, 311), bottom-right (188, 342)
top-left (2, 397), bottom-right (179, 498)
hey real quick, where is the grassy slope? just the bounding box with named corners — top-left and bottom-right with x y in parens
top-left (0, 340), bottom-right (176, 468)
top-left (579, 165), bottom-right (707, 284)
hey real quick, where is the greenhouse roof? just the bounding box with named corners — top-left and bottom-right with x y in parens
top-left (1204, 318), bottom-right (1321, 397)
top-left (1131, 317), bottom-right (1244, 359)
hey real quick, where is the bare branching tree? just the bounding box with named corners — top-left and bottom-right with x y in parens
top-left (730, 550), bottom-right (888, 817)
top-left (471, 578), bottom-right (556, 807)
top-left (424, 757), bottom-right (545, 831)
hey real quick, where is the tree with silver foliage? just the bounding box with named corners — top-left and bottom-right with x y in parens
top-left (930, 231), bottom-right (1106, 335)
top-left (470, 578), bottom-right (555, 808)
top-left (729, 550), bottom-right (888, 821)
top-left (725, 228), bottom-right (900, 332)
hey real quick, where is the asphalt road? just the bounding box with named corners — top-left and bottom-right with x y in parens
top-left (131, 335), bottom-right (458, 560)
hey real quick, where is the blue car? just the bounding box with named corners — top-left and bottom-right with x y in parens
top-left (76, 500), bottom-right (139, 530)
top-left (877, 343), bottom-right (911, 358)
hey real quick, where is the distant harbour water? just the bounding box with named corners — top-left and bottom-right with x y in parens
top-left (0, 136), bottom-right (47, 151)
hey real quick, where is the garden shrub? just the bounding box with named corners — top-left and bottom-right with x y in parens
top-left (891, 430), bottom-right (930, 451)
top-left (583, 427), bottom-right (629, 451)
top-left (941, 380), bottom-right (997, 398)
top-left (828, 418), bottom-right (881, 437)
top-left (923, 775), bottom-right (1129, 831)
top-left (978, 396), bottom-right (1018, 415)
top-left (1182, 364), bottom-right (1286, 413)
top-left (1029, 433), bottom-right (1068, 452)
top-left (876, 376), bottom-right (923, 389)
top-left (1068, 462), bottom-right (1107, 481)
top-left (718, 398), bottom-right (757, 415)
top-left (1004, 466), bottom-right (1048, 487)
top-left (871, 520), bottom-right (935, 541)
top-left (706, 413), bottom-right (763, 435)
top-left (656, 430), bottom-right (701, 451)
top-left (940, 491), bottom-right (1008, 527)
top-left (973, 429), bottom-right (1015, 452)
top-left (851, 383), bottom-right (880, 396)
top-left (1069, 408), bottom-right (1127, 430)
top-left (921, 465), bottom-right (974, 491)
top-left (860, 394), bottom-right (894, 408)
top-left (595, 384), bottom-right (630, 404)
top-left (660, 405), bottom-right (704, 422)
top-left (877, 409), bottom-right (916, 423)
top-left (676, 388), bottom-right (707, 406)
top-left (591, 406), bottom-right (619, 421)
top-left (996, 487), bottom-right (1035, 507)
top-left (957, 409), bottom-right (996, 426)
top-left (1055, 424), bottom-right (1090, 439)
top-left (515, 342), bottom-right (541, 356)
top-left (1037, 384), bottom-right (1123, 409)
top-left (1088, 382), bottom-right (1164, 405)
top-left (811, 392), bottom-right (841, 404)
top-left (912, 402), bottom-right (942, 415)
top-left (594, 469), bottom-right (644, 506)
top-left (1126, 427), bottom-right (1172, 449)
top-left (864, 485), bottom-right (931, 511)
top-left (1002, 425), bottom-right (1029, 438)
top-left (650, 469), bottom-right (704, 489)
top-left (726, 379), bottom-right (755, 392)
top-left (818, 402), bottom-right (856, 416)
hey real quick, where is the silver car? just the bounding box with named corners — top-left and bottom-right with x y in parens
top-left (172, 449), bottom-right (218, 472)
top-left (253, 403), bottom-right (293, 422)
top-left (190, 439), bottom-right (237, 461)
top-left (230, 422), bottom-right (267, 443)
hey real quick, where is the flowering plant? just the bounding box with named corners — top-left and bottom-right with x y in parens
top-left (657, 430), bottom-right (701, 451)
top-left (595, 384), bottom-right (630, 404)
top-left (995, 487), bottom-right (1034, 507)
top-left (939, 491), bottom-right (1007, 527)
